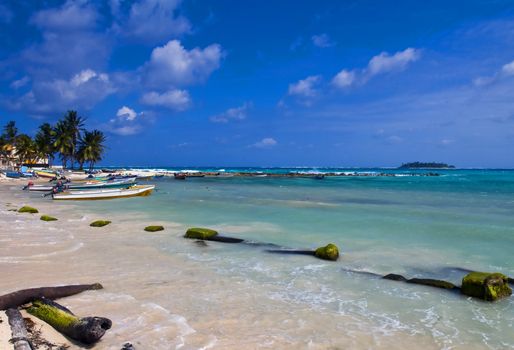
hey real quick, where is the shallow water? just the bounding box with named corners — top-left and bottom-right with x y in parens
top-left (1, 169), bottom-right (514, 349)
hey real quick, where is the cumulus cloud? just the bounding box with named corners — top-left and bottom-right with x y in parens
top-left (104, 106), bottom-right (145, 136)
top-left (210, 102), bottom-right (251, 123)
top-left (31, 0), bottom-right (98, 31)
top-left (501, 60), bottom-right (514, 76)
top-left (312, 33), bottom-right (335, 48)
top-left (140, 89), bottom-right (191, 111)
top-left (251, 137), bottom-right (277, 148)
top-left (473, 58), bottom-right (514, 86)
top-left (142, 40), bottom-right (223, 88)
top-left (288, 75), bottom-right (321, 98)
top-left (10, 69), bottom-right (115, 114)
top-left (332, 48), bottom-right (421, 89)
top-left (114, 0), bottom-right (190, 44)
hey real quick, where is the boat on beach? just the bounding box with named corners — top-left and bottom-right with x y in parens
top-left (26, 177), bottom-right (137, 192)
top-left (52, 185), bottom-right (155, 200)
top-left (34, 170), bottom-right (58, 178)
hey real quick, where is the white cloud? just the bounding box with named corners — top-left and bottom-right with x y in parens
top-left (143, 40), bottom-right (223, 88)
top-left (210, 102), bottom-right (251, 123)
top-left (116, 106), bottom-right (137, 121)
top-left (332, 48), bottom-right (421, 89)
top-left (140, 89), bottom-right (191, 111)
top-left (10, 76), bottom-right (30, 89)
top-left (11, 69), bottom-right (115, 114)
top-left (312, 34), bottom-right (335, 48)
top-left (366, 48), bottom-right (421, 77)
top-left (288, 75), bottom-right (321, 98)
top-left (252, 137), bottom-right (277, 148)
top-left (501, 60), bottom-right (514, 76)
top-left (331, 69), bottom-right (356, 88)
top-left (31, 0), bottom-right (98, 31)
top-left (117, 0), bottom-right (190, 44)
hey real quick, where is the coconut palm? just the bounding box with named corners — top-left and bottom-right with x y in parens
top-left (78, 130), bottom-right (106, 171)
top-left (53, 120), bottom-right (73, 169)
top-left (3, 121), bottom-right (18, 144)
top-left (35, 123), bottom-right (55, 166)
top-left (62, 110), bottom-right (85, 168)
top-left (14, 134), bottom-right (37, 166)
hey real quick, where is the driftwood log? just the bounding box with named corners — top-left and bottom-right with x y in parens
top-left (27, 298), bottom-right (111, 345)
top-left (0, 283), bottom-right (103, 310)
top-left (5, 308), bottom-right (32, 350)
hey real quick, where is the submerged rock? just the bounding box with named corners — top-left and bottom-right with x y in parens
top-left (407, 278), bottom-right (457, 290)
top-left (144, 225), bottom-right (164, 232)
top-left (40, 215), bottom-right (58, 222)
top-left (18, 206), bottom-right (38, 214)
top-left (184, 227), bottom-right (218, 240)
top-left (314, 243), bottom-right (339, 261)
top-left (90, 220), bottom-right (111, 227)
top-left (194, 240), bottom-right (208, 247)
top-left (383, 273), bottom-right (407, 282)
top-left (461, 271), bottom-right (512, 301)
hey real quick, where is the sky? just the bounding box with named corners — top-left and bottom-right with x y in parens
top-left (1, 0), bottom-right (514, 167)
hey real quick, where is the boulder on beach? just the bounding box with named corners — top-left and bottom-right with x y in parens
top-left (314, 243), bottom-right (339, 261)
top-left (18, 206), bottom-right (38, 214)
top-left (184, 227), bottom-right (218, 240)
top-left (40, 215), bottom-right (58, 222)
top-left (90, 220), bottom-right (111, 227)
top-left (461, 271), bottom-right (512, 301)
top-left (144, 225), bottom-right (164, 232)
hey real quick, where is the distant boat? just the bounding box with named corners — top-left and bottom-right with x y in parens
top-left (52, 185), bottom-right (155, 200)
top-left (5, 171), bottom-right (21, 178)
top-left (174, 173), bottom-right (186, 180)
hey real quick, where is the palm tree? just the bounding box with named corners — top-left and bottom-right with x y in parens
top-left (53, 120), bottom-right (73, 169)
top-left (1, 121), bottom-right (17, 168)
top-left (15, 134), bottom-right (37, 166)
top-left (78, 130), bottom-right (106, 171)
top-left (3, 121), bottom-right (18, 144)
top-left (35, 123), bottom-right (55, 166)
top-left (62, 110), bottom-right (85, 168)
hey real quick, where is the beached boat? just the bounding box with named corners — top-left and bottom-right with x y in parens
top-left (35, 170), bottom-right (57, 178)
top-left (26, 177), bottom-right (136, 192)
top-left (52, 185), bottom-right (155, 200)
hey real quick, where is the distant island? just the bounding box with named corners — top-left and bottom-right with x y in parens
top-left (398, 162), bottom-right (455, 169)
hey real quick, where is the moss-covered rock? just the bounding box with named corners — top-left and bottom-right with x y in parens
top-left (18, 206), bottom-right (38, 214)
top-left (90, 220), bottom-right (111, 227)
top-left (184, 227), bottom-right (218, 240)
top-left (461, 271), bottom-right (512, 301)
top-left (408, 278), bottom-right (456, 290)
top-left (144, 225), bottom-right (164, 232)
top-left (40, 215), bottom-right (58, 221)
top-left (314, 243), bottom-right (339, 261)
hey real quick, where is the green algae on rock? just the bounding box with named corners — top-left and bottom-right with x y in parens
top-left (184, 227), bottom-right (218, 240)
top-left (90, 220), bottom-right (111, 227)
top-left (144, 225), bottom-right (164, 232)
top-left (18, 206), bottom-right (38, 214)
top-left (314, 243), bottom-right (339, 261)
top-left (40, 215), bottom-right (58, 221)
top-left (461, 271), bottom-right (512, 301)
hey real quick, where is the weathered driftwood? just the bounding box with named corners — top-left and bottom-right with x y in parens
top-left (6, 308), bottom-right (32, 350)
top-left (27, 298), bottom-right (111, 345)
top-left (0, 283), bottom-right (103, 310)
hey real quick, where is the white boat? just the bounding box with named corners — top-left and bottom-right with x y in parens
top-left (26, 178), bottom-right (136, 192)
top-left (52, 185), bottom-right (155, 200)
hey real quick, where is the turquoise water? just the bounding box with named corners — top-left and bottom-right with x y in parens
top-left (60, 169), bottom-right (514, 348)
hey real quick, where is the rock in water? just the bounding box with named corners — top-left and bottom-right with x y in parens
top-left (90, 220), bottom-right (111, 227)
top-left (314, 243), bottom-right (339, 261)
top-left (144, 225), bottom-right (164, 232)
top-left (18, 206), bottom-right (38, 214)
top-left (407, 278), bottom-right (457, 290)
top-left (383, 274), bottom-right (407, 282)
top-left (461, 272), bottom-right (512, 301)
top-left (40, 215), bottom-right (58, 221)
top-left (184, 227), bottom-right (218, 240)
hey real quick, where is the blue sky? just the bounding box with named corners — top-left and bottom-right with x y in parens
top-left (1, 0), bottom-right (514, 167)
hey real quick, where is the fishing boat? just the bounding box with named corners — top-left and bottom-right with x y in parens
top-left (174, 173), bottom-right (186, 180)
top-left (25, 177), bottom-right (137, 192)
top-left (52, 185), bottom-right (155, 200)
top-left (4, 171), bottom-right (21, 178)
top-left (35, 170), bottom-right (57, 178)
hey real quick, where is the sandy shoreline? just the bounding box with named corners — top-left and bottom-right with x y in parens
top-left (0, 178), bottom-right (480, 349)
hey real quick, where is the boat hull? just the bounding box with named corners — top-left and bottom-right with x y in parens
top-left (52, 185), bottom-right (155, 200)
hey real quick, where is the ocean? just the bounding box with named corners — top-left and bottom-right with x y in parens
top-left (2, 168), bottom-right (514, 349)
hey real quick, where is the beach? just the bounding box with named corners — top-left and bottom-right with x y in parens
top-left (1, 169), bottom-right (514, 349)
